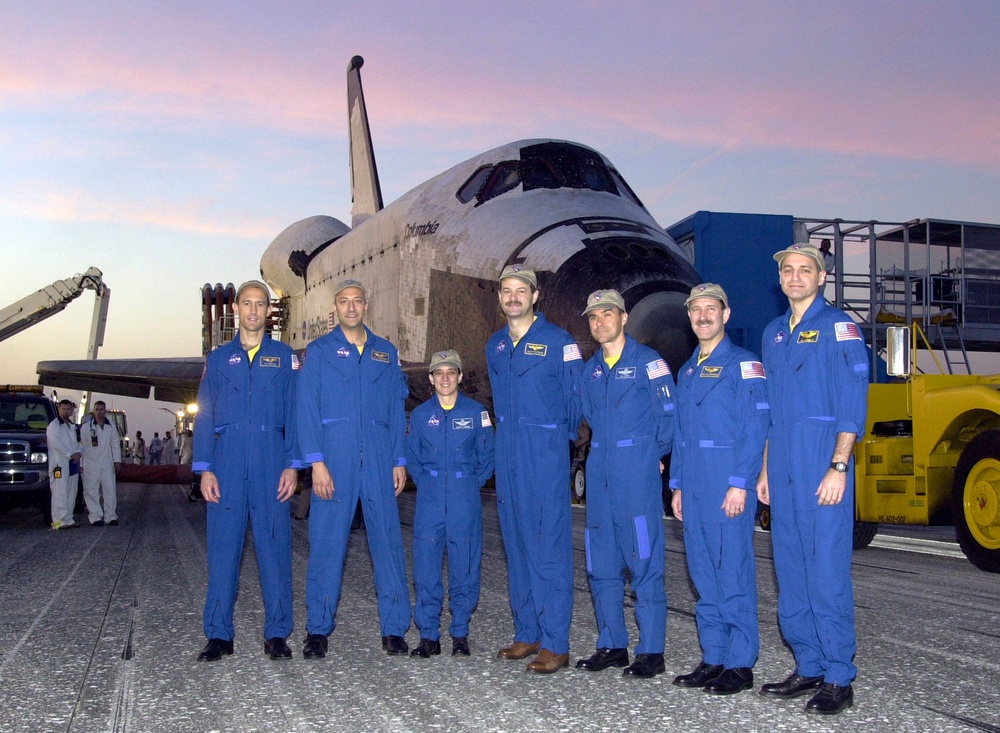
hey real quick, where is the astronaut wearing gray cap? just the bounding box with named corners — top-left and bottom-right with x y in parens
top-left (576, 289), bottom-right (674, 679)
top-left (486, 264), bottom-right (583, 674)
top-left (405, 350), bottom-right (495, 658)
top-left (296, 278), bottom-right (412, 659)
top-left (670, 283), bottom-right (769, 695)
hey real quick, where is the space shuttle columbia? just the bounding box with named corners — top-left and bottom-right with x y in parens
top-left (38, 56), bottom-right (701, 408)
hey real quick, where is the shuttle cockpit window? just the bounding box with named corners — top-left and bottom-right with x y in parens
top-left (520, 142), bottom-right (616, 196)
top-left (478, 161), bottom-right (521, 203)
top-left (456, 165), bottom-right (493, 204)
top-left (609, 168), bottom-right (645, 209)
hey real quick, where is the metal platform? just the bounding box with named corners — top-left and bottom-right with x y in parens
top-left (1, 484), bottom-right (998, 732)
top-left (798, 217), bottom-right (1000, 372)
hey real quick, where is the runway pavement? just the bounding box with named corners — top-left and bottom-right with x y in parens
top-left (1, 483), bottom-right (997, 733)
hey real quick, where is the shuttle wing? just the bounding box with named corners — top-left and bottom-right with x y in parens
top-left (36, 357), bottom-right (204, 404)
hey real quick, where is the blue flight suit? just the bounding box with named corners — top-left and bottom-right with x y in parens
top-left (761, 297), bottom-right (868, 686)
top-left (581, 335), bottom-right (674, 655)
top-left (193, 334), bottom-right (300, 642)
top-left (297, 325), bottom-right (411, 638)
top-left (405, 393), bottom-right (495, 641)
top-left (670, 335), bottom-right (769, 669)
top-left (486, 312), bottom-right (583, 655)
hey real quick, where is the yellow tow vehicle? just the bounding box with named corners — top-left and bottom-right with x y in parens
top-left (855, 326), bottom-right (1000, 572)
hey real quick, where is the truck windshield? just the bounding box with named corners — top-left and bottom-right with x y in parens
top-left (0, 397), bottom-right (54, 431)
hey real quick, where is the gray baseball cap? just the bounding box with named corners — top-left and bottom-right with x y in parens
top-left (684, 283), bottom-right (729, 309)
top-left (498, 264), bottom-right (537, 289)
top-left (773, 243), bottom-right (826, 272)
top-left (428, 349), bottom-right (462, 373)
top-left (582, 289), bottom-right (626, 315)
top-left (334, 278), bottom-right (368, 297)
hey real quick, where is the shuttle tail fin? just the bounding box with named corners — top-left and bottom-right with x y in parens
top-left (347, 56), bottom-right (383, 228)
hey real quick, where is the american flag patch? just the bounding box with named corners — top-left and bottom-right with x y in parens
top-left (740, 361), bottom-right (766, 379)
top-left (835, 321), bottom-right (863, 341)
top-left (646, 359), bottom-right (671, 379)
top-left (291, 354), bottom-right (300, 371)
top-left (563, 343), bottom-right (582, 362)
top-left (481, 411), bottom-right (492, 427)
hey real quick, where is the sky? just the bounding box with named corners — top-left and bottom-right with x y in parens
top-left (1, 1), bottom-right (998, 435)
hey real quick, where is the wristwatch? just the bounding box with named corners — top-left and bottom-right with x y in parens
top-left (830, 461), bottom-right (848, 473)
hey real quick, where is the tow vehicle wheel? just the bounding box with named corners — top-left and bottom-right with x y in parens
top-left (757, 505), bottom-right (771, 532)
top-left (953, 430), bottom-right (1000, 573)
top-left (852, 520), bottom-right (878, 550)
top-left (572, 466), bottom-right (586, 504)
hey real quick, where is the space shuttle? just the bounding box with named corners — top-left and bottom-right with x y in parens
top-left (38, 56), bottom-right (701, 408)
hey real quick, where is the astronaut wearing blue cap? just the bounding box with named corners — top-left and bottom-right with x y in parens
top-left (405, 349), bottom-right (495, 658)
top-left (757, 244), bottom-right (868, 716)
top-left (297, 278), bottom-right (412, 659)
top-left (193, 279), bottom-right (301, 662)
top-left (486, 264), bottom-right (583, 674)
top-left (670, 283), bottom-right (769, 695)
top-left (576, 289), bottom-right (674, 679)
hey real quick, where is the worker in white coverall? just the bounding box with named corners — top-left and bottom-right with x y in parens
top-left (81, 400), bottom-right (121, 526)
top-left (47, 399), bottom-right (82, 529)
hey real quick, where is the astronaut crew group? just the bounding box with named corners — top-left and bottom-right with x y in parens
top-left (193, 241), bottom-right (867, 718)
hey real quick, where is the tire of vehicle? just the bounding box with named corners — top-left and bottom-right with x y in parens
top-left (757, 505), bottom-right (771, 532)
top-left (572, 465), bottom-right (586, 504)
top-left (852, 520), bottom-right (878, 550)
top-left (952, 430), bottom-right (1000, 573)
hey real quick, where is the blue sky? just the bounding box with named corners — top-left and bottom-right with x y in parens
top-left (2, 1), bottom-right (998, 433)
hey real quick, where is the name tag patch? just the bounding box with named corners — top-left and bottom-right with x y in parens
top-left (452, 417), bottom-right (473, 430)
top-left (700, 365), bottom-right (722, 378)
top-left (372, 350), bottom-right (390, 363)
top-left (525, 343), bottom-right (548, 357)
top-left (260, 356), bottom-right (280, 368)
top-left (615, 366), bottom-right (636, 379)
top-left (797, 330), bottom-right (819, 343)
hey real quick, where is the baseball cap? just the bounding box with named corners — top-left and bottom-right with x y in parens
top-left (581, 289), bottom-right (626, 315)
top-left (334, 278), bottom-right (368, 297)
top-left (428, 349), bottom-right (462, 373)
top-left (773, 243), bottom-right (826, 272)
top-left (497, 264), bottom-right (537, 289)
top-left (235, 280), bottom-right (271, 302)
top-left (684, 283), bottom-right (729, 309)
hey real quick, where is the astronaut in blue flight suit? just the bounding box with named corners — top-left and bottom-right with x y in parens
top-left (670, 283), bottom-right (769, 695)
top-left (486, 264), bottom-right (583, 674)
top-left (576, 289), bottom-right (674, 680)
top-left (296, 278), bottom-right (412, 659)
top-left (193, 280), bottom-right (300, 663)
top-left (756, 244), bottom-right (869, 716)
top-left (405, 349), bottom-right (495, 658)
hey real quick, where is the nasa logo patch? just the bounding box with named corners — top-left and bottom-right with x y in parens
top-left (228, 353), bottom-right (242, 366)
